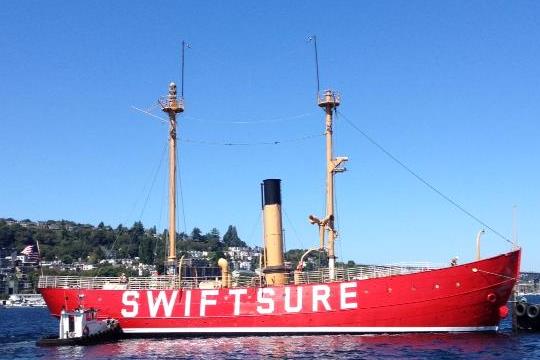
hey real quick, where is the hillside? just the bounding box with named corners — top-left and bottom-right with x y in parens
top-left (0, 218), bottom-right (247, 267)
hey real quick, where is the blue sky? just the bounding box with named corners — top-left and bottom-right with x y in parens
top-left (1, 1), bottom-right (538, 270)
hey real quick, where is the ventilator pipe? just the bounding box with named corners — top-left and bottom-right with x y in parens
top-left (308, 215), bottom-right (330, 250)
top-left (218, 258), bottom-right (229, 288)
top-left (297, 247), bottom-right (323, 271)
top-left (476, 229), bottom-right (485, 260)
top-left (294, 247), bottom-right (322, 285)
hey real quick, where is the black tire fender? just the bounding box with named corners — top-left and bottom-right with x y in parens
top-left (515, 302), bottom-right (528, 317)
top-left (527, 304), bottom-right (539, 319)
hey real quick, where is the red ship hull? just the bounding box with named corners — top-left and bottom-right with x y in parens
top-left (39, 249), bottom-right (520, 334)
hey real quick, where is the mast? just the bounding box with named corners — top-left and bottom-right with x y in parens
top-left (160, 82), bottom-right (184, 275)
top-left (318, 90), bottom-right (347, 281)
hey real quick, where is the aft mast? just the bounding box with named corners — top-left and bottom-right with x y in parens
top-left (318, 90), bottom-right (347, 281)
top-left (160, 83), bottom-right (184, 275)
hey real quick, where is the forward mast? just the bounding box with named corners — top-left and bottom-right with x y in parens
top-left (159, 82), bottom-right (184, 275)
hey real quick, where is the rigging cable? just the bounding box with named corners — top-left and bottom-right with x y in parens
top-left (246, 211), bottom-right (263, 249)
top-left (132, 106), bottom-right (167, 124)
top-left (183, 112), bottom-right (315, 125)
top-left (154, 151), bottom-right (169, 258)
top-left (283, 208), bottom-right (305, 250)
top-left (133, 107), bottom-right (316, 127)
top-left (180, 133), bottom-right (324, 146)
top-left (123, 139), bottom-right (168, 228)
top-left (334, 172), bottom-right (343, 265)
top-left (176, 138), bottom-right (188, 236)
top-left (139, 141), bottom-right (168, 221)
top-left (121, 113), bottom-right (167, 259)
top-left (330, 109), bottom-right (343, 266)
top-left (336, 109), bottom-right (514, 245)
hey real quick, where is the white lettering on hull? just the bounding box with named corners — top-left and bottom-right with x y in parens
top-left (312, 285), bottom-right (331, 312)
top-left (121, 290), bottom-right (139, 318)
top-left (184, 290), bottom-right (191, 317)
top-left (119, 282), bottom-right (360, 318)
top-left (200, 289), bottom-right (218, 316)
top-left (340, 282), bottom-right (358, 309)
top-left (257, 288), bottom-right (275, 314)
top-left (229, 288), bottom-right (248, 315)
top-left (284, 286), bottom-right (302, 313)
top-left (147, 291), bottom-right (178, 318)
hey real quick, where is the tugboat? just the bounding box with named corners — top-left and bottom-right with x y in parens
top-left (37, 307), bottom-right (122, 346)
top-left (514, 298), bottom-right (540, 331)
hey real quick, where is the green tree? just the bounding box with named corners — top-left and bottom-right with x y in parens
top-left (223, 225), bottom-right (246, 247)
top-left (191, 227), bottom-right (203, 241)
top-left (138, 234), bottom-right (154, 264)
top-left (209, 250), bottom-right (226, 263)
top-left (207, 228), bottom-right (220, 241)
top-left (155, 231), bottom-right (166, 267)
top-left (62, 255), bottom-right (73, 264)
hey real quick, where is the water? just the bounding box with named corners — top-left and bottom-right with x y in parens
top-left (2, 306), bottom-right (540, 359)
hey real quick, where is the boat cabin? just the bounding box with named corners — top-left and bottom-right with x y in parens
top-left (59, 308), bottom-right (107, 339)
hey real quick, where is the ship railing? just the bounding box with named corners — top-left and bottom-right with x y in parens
top-left (128, 276), bottom-right (183, 290)
top-left (38, 262), bottom-right (441, 290)
top-left (39, 275), bottom-right (246, 290)
top-left (38, 275), bottom-right (200, 290)
top-left (38, 276), bottom-right (126, 290)
top-left (391, 262), bottom-right (444, 271)
top-left (294, 263), bottom-right (440, 285)
top-left (233, 275), bottom-right (264, 288)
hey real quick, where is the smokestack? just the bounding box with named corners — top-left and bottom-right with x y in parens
top-left (262, 179), bottom-right (287, 286)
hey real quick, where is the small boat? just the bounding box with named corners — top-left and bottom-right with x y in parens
top-left (37, 307), bottom-right (122, 346)
top-left (2, 294), bottom-right (46, 307)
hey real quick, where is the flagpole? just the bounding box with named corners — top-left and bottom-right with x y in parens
top-left (35, 240), bottom-right (43, 276)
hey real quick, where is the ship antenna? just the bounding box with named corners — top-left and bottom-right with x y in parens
top-left (308, 35), bottom-right (321, 100)
top-left (181, 41), bottom-right (191, 98)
